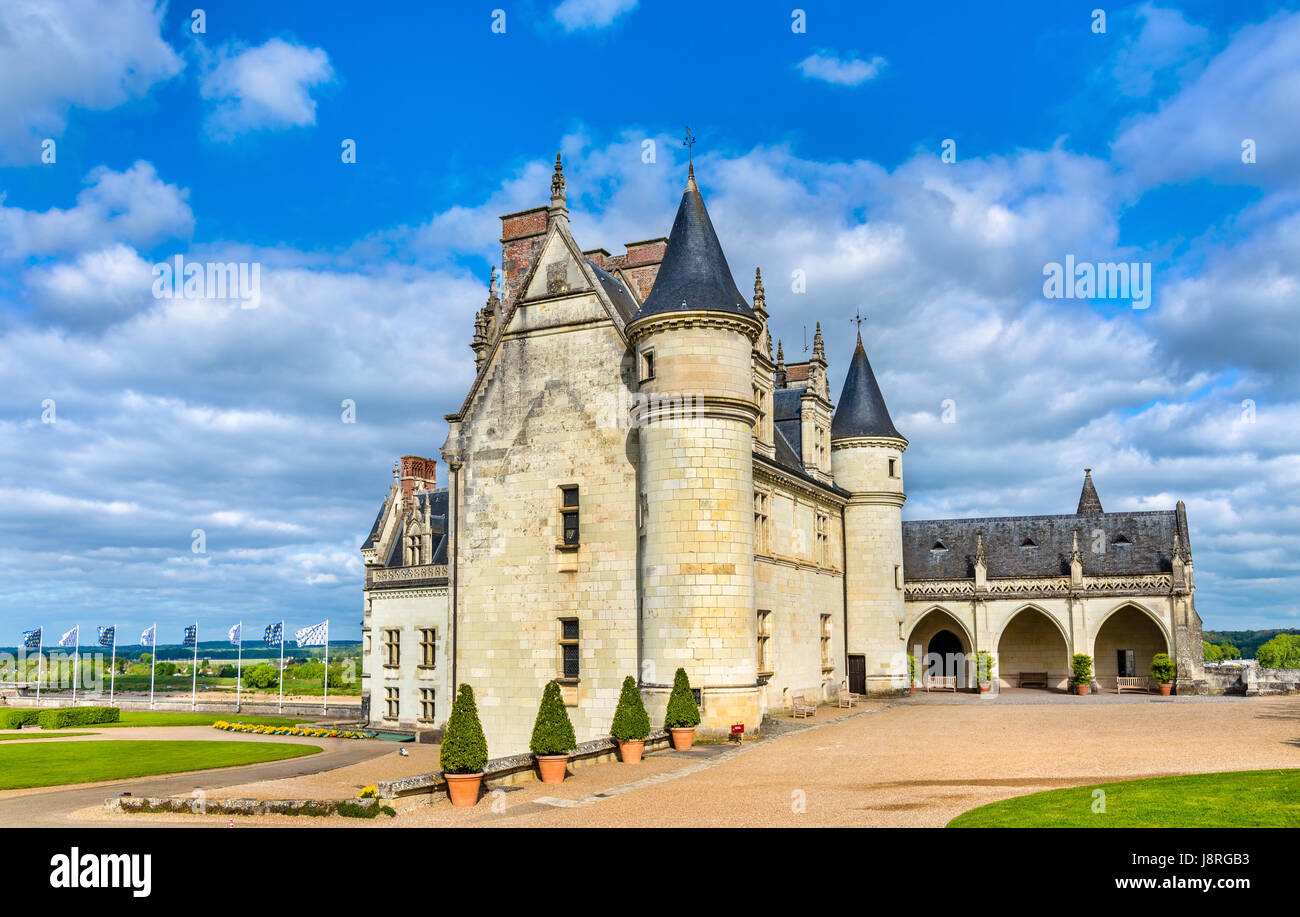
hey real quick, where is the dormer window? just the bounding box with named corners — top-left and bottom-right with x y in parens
top-left (1020, 537), bottom-right (1037, 548)
top-left (1112, 534), bottom-right (1132, 546)
top-left (930, 540), bottom-right (948, 553)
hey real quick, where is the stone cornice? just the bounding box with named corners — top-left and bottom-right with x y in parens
top-left (845, 490), bottom-right (907, 508)
top-left (631, 393), bottom-right (759, 427)
top-left (832, 435), bottom-right (909, 452)
top-left (904, 572), bottom-right (1174, 601)
top-left (366, 564), bottom-right (449, 591)
top-left (753, 455), bottom-right (848, 505)
top-left (625, 309), bottom-right (763, 345)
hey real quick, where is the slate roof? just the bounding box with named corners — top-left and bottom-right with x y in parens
top-left (635, 171), bottom-right (752, 319)
top-left (901, 510), bottom-right (1186, 581)
top-left (587, 258), bottom-right (639, 322)
top-left (365, 489), bottom-right (449, 566)
top-left (831, 334), bottom-right (902, 441)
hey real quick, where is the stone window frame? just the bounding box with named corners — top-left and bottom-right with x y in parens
top-left (418, 688), bottom-right (435, 723)
top-left (754, 489), bottom-right (772, 556)
top-left (384, 686), bottom-right (399, 720)
top-left (419, 627), bottom-right (437, 669)
top-left (640, 347), bottom-right (655, 383)
top-left (558, 617), bottom-right (580, 682)
top-left (815, 510), bottom-right (829, 567)
top-left (382, 628), bottom-right (400, 669)
top-left (558, 485), bottom-right (580, 550)
top-left (820, 614), bottom-right (833, 671)
top-left (757, 609), bottom-right (773, 676)
top-left (888, 457), bottom-right (899, 478)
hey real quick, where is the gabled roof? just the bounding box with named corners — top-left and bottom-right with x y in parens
top-left (831, 333), bottom-right (902, 441)
top-left (587, 258), bottom-right (638, 323)
top-left (901, 510), bottom-right (1183, 581)
top-left (634, 169), bottom-right (752, 319)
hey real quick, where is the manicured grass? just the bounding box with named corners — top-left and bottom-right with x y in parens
top-left (948, 769), bottom-right (1300, 827)
top-left (0, 740), bottom-right (320, 790)
top-left (0, 732), bottom-right (95, 741)
top-left (96, 712), bottom-right (305, 728)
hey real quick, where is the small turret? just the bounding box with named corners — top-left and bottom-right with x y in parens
top-left (1077, 468), bottom-right (1103, 515)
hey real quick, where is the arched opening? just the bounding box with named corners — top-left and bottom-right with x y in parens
top-left (996, 607), bottom-right (1070, 691)
top-left (1094, 604), bottom-right (1169, 691)
top-left (906, 608), bottom-right (973, 688)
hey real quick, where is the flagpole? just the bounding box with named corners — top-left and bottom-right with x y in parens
top-left (191, 621), bottom-right (198, 711)
top-left (322, 619), bottom-right (329, 715)
top-left (277, 618), bottom-right (285, 715)
top-left (72, 624), bottom-right (79, 705)
top-left (109, 625), bottom-right (116, 706)
top-left (35, 632), bottom-right (42, 703)
top-left (150, 623), bottom-right (156, 709)
top-left (236, 621), bottom-right (243, 713)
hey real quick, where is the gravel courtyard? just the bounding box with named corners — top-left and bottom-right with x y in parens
top-left (67, 694), bottom-right (1300, 828)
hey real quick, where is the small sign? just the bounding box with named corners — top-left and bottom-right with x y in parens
top-left (729, 723), bottom-right (744, 744)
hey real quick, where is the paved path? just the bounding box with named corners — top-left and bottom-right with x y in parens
top-left (0, 730), bottom-right (392, 827)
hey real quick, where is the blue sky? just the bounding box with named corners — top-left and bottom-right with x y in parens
top-left (2, 0), bottom-right (1299, 643)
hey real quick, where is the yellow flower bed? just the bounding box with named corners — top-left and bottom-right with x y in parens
top-left (212, 720), bottom-right (373, 740)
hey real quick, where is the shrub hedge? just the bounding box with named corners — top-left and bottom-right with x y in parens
top-left (37, 706), bottom-right (120, 729)
top-left (529, 680), bottom-right (577, 756)
top-left (664, 668), bottom-right (700, 729)
top-left (439, 684), bottom-right (488, 774)
top-left (610, 675), bottom-right (650, 742)
top-left (0, 710), bottom-right (41, 729)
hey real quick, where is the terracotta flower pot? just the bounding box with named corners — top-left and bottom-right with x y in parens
top-left (909, 684), bottom-right (916, 694)
top-left (1159, 683), bottom-right (1172, 696)
top-left (536, 754), bottom-right (569, 784)
top-left (978, 682), bottom-right (991, 693)
top-left (1076, 683), bottom-right (1090, 696)
top-left (444, 772), bottom-right (483, 807)
top-left (618, 739), bottom-right (644, 764)
top-left (669, 727), bottom-right (695, 750)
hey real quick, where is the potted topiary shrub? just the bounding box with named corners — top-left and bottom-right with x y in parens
top-left (664, 667), bottom-right (701, 749)
top-left (440, 684), bottom-right (488, 807)
top-left (1151, 653), bottom-right (1176, 696)
top-left (610, 675), bottom-right (650, 763)
top-left (973, 651), bottom-right (995, 693)
top-left (907, 653), bottom-right (918, 694)
top-left (530, 680), bottom-right (577, 783)
top-left (1072, 654), bottom-right (1094, 696)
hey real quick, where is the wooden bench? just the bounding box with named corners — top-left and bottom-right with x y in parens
top-left (925, 675), bottom-right (957, 693)
top-left (1117, 676), bottom-right (1151, 694)
top-left (1017, 671), bottom-right (1049, 688)
top-left (837, 686), bottom-right (858, 708)
top-left (791, 695), bottom-right (817, 718)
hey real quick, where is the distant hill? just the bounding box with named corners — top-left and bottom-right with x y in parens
top-left (1202, 629), bottom-right (1300, 659)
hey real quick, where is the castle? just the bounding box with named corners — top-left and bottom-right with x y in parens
top-left (359, 157), bottom-right (1205, 754)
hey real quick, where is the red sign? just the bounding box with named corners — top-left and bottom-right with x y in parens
top-left (730, 723), bottom-right (744, 735)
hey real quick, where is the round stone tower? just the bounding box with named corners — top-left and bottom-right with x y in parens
top-left (831, 331), bottom-right (908, 695)
top-left (627, 166), bottom-right (763, 736)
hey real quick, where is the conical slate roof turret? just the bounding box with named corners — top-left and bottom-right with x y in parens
top-left (1077, 468), bottom-right (1104, 514)
top-left (636, 167), bottom-right (752, 319)
top-left (831, 332), bottom-right (903, 441)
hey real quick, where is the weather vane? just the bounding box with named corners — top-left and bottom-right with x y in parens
top-left (683, 126), bottom-right (696, 167)
top-left (851, 309), bottom-right (867, 332)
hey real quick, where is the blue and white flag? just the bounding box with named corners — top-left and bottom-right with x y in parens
top-left (58, 627), bottom-right (78, 648)
top-left (98, 626), bottom-right (115, 647)
top-left (228, 623), bottom-right (242, 646)
top-left (263, 623), bottom-right (282, 647)
top-left (22, 628), bottom-right (41, 650)
top-left (295, 620), bottom-right (328, 647)
top-left (182, 624), bottom-right (197, 648)
top-left (140, 624), bottom-right (156, 646)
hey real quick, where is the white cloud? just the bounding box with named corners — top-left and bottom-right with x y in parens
top-left (1112, 10), bottom-right (1300, 188)
top-left (0, 161), bottom-right (193, 258)
top-left (1111, 3), bottom-right (1211, 97)
top-left (553, 0), bottom-right (638, 31)
top-left (797, 51), bottom-right (887, 86)
top-left (0, 0), bottom-right (183, 163)
top-left (199, 38), bottom-right (335, 140)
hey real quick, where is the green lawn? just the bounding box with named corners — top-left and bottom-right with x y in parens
top-left (0, 732), bottom-right (95, 741)
top-left (948, 769), bottom-right (1300, 827)
top-left (0, 740), bottom-right (320, 790)
top-left (96, 712), bottom-right (305, 728)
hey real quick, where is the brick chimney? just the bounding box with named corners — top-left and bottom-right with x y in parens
top-left (399, 455), bottom-right (437, 497)
top-left (499, 207), bottom-right (550, 307)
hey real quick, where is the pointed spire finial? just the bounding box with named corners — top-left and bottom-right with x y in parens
top-left (550, 152), bottom-right (566, 203)
top-left (1077, 468), bottom-right (1103, 515)
top-left (976, 531), bottom-right (986, 565)
top-left (776, 340), bottom-right (785, 366)
top-left (753, 267), bottom-right (766, 310)
top-left (813, 321), bottom-right (825, 362)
